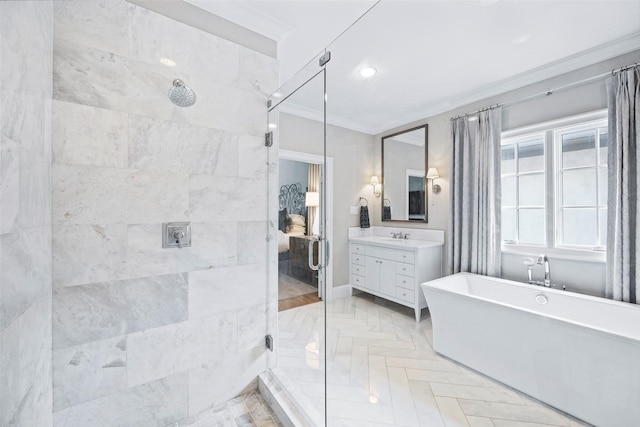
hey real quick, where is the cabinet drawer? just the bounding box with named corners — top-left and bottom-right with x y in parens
top-left (396, 287), bottom-right (415, 303)
top-left (396, 275), bottom-right (414, 290)
top-left (351, 274), bottom-right (365, 287)
top-left (396, 263), bottom-right (415, 277)
top-left (396, 250), bottom-right (415, 264)
top-left (351, 264), bottom-right (365, 276)
top-left (352, 254), bottom-right (365, 265)
top-left (351, 243), bottom-right (365, 255)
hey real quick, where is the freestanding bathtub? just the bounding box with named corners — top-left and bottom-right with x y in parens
top-left (421, 273), bottom-right (640, 427)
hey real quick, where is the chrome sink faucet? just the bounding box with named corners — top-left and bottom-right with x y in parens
top-left (391, 232), bottom-right (403, 239)
top-left (523, 254), bottom-right (565, 290)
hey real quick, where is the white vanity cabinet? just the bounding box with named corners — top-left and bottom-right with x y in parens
top-left (350, 238), bottom-right (442, 321)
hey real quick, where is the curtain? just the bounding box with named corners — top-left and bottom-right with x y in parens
top-left (606, 67), bottom-right (640, 303)
top-left (448, 108), bottom-right (502, 277)
top-left (307, 163), bottom-right (321, 236)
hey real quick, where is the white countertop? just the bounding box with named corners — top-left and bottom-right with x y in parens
top-left (349, 236), bottom-right (443, 249)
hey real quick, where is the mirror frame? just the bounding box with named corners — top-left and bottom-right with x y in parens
top-left (381, 123), bottom-right (428, 223)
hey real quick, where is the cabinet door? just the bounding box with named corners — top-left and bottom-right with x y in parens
top-left (378, 259), bottom-right (396, 297)
top-left (365, 257), bottom-right (380, 292)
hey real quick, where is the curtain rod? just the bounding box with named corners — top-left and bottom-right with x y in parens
top-left (451, 62), bottom-right (639, 121)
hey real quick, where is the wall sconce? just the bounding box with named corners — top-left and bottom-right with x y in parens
top-left (426, 168), bottom-right (441, 193)
top-left (370, 175), bottom-right (381, 198)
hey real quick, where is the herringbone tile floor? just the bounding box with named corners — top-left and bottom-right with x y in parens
top-left (277, 293), bottom-right (591, 427)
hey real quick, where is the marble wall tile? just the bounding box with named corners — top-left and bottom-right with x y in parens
top-left (52, 100), bottom-right (128, 167)
top-left (53, 273), bottom-right (188, 349)
top-left (188, 347), bottom-right (267, 416)
top-left (53, 336), bottom-right (127, 411)
top-left (237, 221), bottom-right (268, 265)
top-left (237, 304), bottom-right (268, 352)
top-left (0, 226), bottom-right (52, 329)
top-left (189, 175), bottom-right (268, 222)
top-left (236, 48), bottom-right (279, 97)
top-left (52, 164), bottom-right (188, 225)
top-left (188, 264), bottom-right (268, 319)
top-left (125, 169), bottom-right (189, 224)
top-left (0, 135), bottom-right (20, 233)
top-left (128, 4), bottom-right (240, 87)
top-left (0, 296), bottom-right (53, 427)
top-left (19, 146), bottom-right (51, 229)
top-left (0, 1), bottom-right (53, 156)
top-left (238, 134), bottom-right (268, 180)
top-left (127, 311), bottom-right (236, 387)
top-left (52, 372), bottom-right (188, 427)
top-left (54, 39), bottom-right (266, 136)
top-left (53, 0), bottom-right (132, 57)
top-left (128, 115), bottom-right (239, 175)
top-left (126, 222), bottom-right (237, 280)
top-left (52, 164), bottom-right (130, 225)
top-left (53, 224), bottom-right (127, 288)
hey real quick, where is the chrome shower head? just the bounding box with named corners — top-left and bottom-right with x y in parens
top-left (168, 79), bottom-right (196, 107)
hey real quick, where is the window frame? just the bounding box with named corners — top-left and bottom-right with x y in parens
top-left (500, 110), bottom-right (607, 263)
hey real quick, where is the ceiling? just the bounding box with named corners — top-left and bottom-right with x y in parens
top-left (186, 0), bottom-right (640, 135)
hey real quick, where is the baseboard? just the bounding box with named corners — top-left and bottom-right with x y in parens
top-left (331, 284), bottom-right (352, 300)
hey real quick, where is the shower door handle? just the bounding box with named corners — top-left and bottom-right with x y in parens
top-left (308, 236), bottom-right (320, 271)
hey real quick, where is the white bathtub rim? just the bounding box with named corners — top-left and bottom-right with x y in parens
top-left (422, 272), bottom-right (640, 344)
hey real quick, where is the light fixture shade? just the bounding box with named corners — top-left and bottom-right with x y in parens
top-left (305, 191), bottom-right (319, 207)
top-left (426, 168), bottom-right (439, 179)
top-left (370, 175), bottom-right (379, 186)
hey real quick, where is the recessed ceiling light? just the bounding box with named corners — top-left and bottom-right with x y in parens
top-left (512, 34), bottom-right (532, 45)
top-left (358, 66), bottom-right (377, 78)
top-left (160, 57), bottom-right (176, 67)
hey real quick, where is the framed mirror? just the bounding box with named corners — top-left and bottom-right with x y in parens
top-left (381, 124), bottom-right (428, 222)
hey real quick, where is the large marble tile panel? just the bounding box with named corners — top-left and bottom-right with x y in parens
top-left (128, 115), bottom-right (239, 175)
top-left (53, 336), bottom-right (127, 411)
top-left (236, 47), bottom-right (278, 97)
top-left (53, 224), bottom-right (127, 289)
top-left (125, 169), bottom-right (189, 224)
top-left (52, 372), bottom-right (188, 427)
top-left (238, 134), bottom-right (268, 180)
top-left (188, 347), bottom-right (267, 416)
top-left (53, 273), bottom-right (188, 349)
top-left (126, 222), bottom-right (237, 280)
top-left (237, 304), bottom-right (267, 352)
top-left (189, 175), bottom-right (267, 222)
top-left (0, 135), bottom-right (20, 233)
top-left (189, 264), bottom-right (267, 319)
top-left (52, 100), bottom-right (128, 167)
top-left (53, 39), bottom-right (266, 136)
top-left (52, 163), bottom-right (130, 225)
top-left (0, 226), bottom-right (52, 329)
top-left (128, 4), bottom-right (240, 87)
top-left (0, 295), bottom-right (52, 427)
top-left (127, 311), bottom-right (236, 387)
top-left (19, 146), bottom-right (51, 229)
top-left (237, 221), bottom-right (268, 265)
top-left (0, 1), bottom-right (52, 156)
top-left (54, 0), bottom-right (132, 57)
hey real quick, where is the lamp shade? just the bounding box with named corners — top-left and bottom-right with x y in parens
top-left (370, 175), bottom-right (379, 186)
top-left (426, 168), bottom-right (439, 179)
top-left (305, 191), bottom-right (319, 207)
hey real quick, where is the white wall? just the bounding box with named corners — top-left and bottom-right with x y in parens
top-left (50, 0), bottom-right (277, 424)
top-left (0, 2), bottom-right (54, 425)
top-left (371, 49), bottom-right (640, 297)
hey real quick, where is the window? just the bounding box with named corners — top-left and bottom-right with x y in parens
top-left (501, 111), bottom-right (607, 255)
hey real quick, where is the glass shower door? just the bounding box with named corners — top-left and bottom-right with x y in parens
top-left (266, 50), bottom-right (329, 426)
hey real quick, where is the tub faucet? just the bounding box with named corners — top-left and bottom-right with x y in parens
top-left (537, 254), bottom-right (551, 287)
